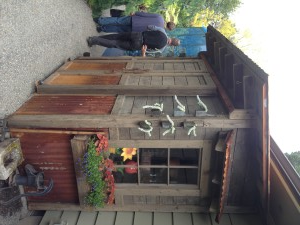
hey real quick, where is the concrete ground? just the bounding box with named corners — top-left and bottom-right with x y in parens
top-left (0, 1), bottom-right (110, 224)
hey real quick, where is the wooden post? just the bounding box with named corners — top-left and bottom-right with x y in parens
top-left (71, 135), bottom-right (91, 208)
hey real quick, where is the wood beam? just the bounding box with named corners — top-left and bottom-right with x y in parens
top-left (36, 85), bottom-right (217, 96)
top-left (8, 114), bottom-right (256, 129)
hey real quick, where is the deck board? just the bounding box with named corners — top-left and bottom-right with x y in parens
top-left (60, 211), bottom-right (80, 225)
top-left (173, 213), bottom-right (193, 225)
top-left (133, 212), bottom-right (153, 225)
top-left (95, 212), bottom-right (116, 225)
top-left (192, 213), bottom-right (211, 225)
top-left (39, 210), bottom-right (63, 225)
top-left (77, 212), bottom-right (97, 225)
top-left (115, 212), bottom-right (134, 225)
top-left (153, 212), bottom-right (172, 225)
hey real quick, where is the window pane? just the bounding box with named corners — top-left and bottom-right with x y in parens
top-left (140, 168), bottom-right (167, 184)
top-left (113, 167), bottom-right (138, 183)
top-left (139, 148), bottom-right (168, 165)
top-left (170, 148), bottom-right (199, 166)
top-left (170, 168), bottom-right (198, 184)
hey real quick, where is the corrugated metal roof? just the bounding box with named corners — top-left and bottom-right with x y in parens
top-left (13, 132), bottom-right (79, 203)
top-left (66, 62), bottom-right (126, 70)
top-left (14, 95), bottom-right (116, 115)
top-left (48, 74), bottom-right (121, 85)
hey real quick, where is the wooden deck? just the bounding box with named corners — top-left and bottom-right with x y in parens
top-left (38, 210), bottom-right (264, 225)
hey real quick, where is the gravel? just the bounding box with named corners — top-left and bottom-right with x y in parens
top-left (0, 1), bottom-right (101, 224)
top-left (0, 0), bottom-right (100, 118)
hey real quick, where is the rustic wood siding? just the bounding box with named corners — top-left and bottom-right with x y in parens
top-left (112, 96), bottom-right (226, 116)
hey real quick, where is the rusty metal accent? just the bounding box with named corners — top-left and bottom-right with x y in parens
top-left (14, 95), bottom-right (116, 115)
top-left (66, 62), bottom-right (126, 70)
top-left (216, 130), bottom-right (234, 223)
top-left (48, 75), bottom-right (121, 85)
top-left (10, 132), bottom-right (79, 203)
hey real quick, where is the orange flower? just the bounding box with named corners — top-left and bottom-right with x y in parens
top-left (121, 148), bottom-right (137, 161)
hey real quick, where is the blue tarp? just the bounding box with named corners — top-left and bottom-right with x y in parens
top-left (102, 27), bottom-right (207, 57)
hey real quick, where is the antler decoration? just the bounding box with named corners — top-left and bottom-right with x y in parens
top-left (162, 115), bottom-right (176, 136)
top-left (174, 95), bottom-right (186, 112)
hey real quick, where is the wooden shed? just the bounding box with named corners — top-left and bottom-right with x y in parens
top-left (7, 26), bottom-right (276, 224)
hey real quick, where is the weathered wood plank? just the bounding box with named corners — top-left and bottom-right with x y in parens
top-left (200, 54), bottom-right (234, 114)
top-left (153, 212), bottom-right (172, 225)
top-left (109, 140), bottom-right (206, 148)
top-left (224, 54), bottom-right (234, 90)
top-left (42, 72), bottom-right (61, 85)
top-left (126, 75), bottom-right (140, 86)
top-left (143, 63), bottom-right (154, 70)
top-left (60, 211), bottom-right (80, 225)
top-left (130, 127), bottom-right (145, 140)
top-left (243, 75), bottom-right (254, 109)
top-left (200, 141), bottom-right (213, 198)
top-left (214, 42), bottom-right (221, 72)
top-left (173, 62), bottom-right (185, 70)
top-left (133, 63), bottom-right (144, 69)
top-left (119, 128), bottom-right (130, 140)
top-left (111, 95), bottom-right (126, 115)
top-left (160, 127), bottom-right (175, 140)
top-left (161, 96), bottom-right (174, 116)
top-left (119, 96), bottom-right (134, 114)
top-left (115, 212), bottom-right (134, 225)
top-left (95, 212), bottom-right (116, 225)
top-left (109, 128), bottom-right (119, 140)
top-left (139, 76), bottom-right (152, 86)
top-left (8, 114), bottom-right (256, 129)
top-left (186, 96), bottom-right (198, 116)
top-left (132, 96), bottom-right (147, 114)
top-left (115, 188), bottom-right (199, 197)
top-left (174, 76), bottom-right (188, 86)
top-left (186, 76), bottom-right (201, 87)
top-left (227, 129), bottom-right (254, 206)
top-left (233, 64), bottom-right (244, 109)
top-left (202, 96), bottom-right (217, 115)
top-left (145, 96), bottom-right (160, 115)
top-left (119, 74), bottom-right (130, 85)
top-left (70, 135), bottom-right (91, 208)
top-left (211, 97), bottom-right (227, 115)
top-left (151, 76), bottom-right (163, 86)
top-left (192, 213), bottom-right (211, 225)
top-left (77, 212), bottom-right (97, 225)
top-left (211, 214), bottom-right (231, 225)
top-left (190, 127), bottom-right (206, 140)
top-left (153, 63), bottom-right (164, 70)
top-left (230, 214), bottom-right (264, 225)
top-left (162, 76), bottom-right (175, 86)
top-left (37, 84), bottom-right (217, 96)
top-left (145, 127), bottom-right (160, 140)
top-left (30, 202), bottom-right (209, 212)
top-left (164, 62), bottom-right (174, 70)
top-left (184, 62), bottom-right (196, 71)
top-left (133, 212), bottom-right (153, 225)
top-left (173, 213), bottom-right (193, 225)
top-left (175, 127), bottom-right (190, 140)
top-left (197, 60), bottom-right (208, 72)
top-left (39, 211), bottom-right (63, 225)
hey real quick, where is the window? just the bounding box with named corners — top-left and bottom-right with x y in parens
top-left (112, 148), bottom-right (201, 186)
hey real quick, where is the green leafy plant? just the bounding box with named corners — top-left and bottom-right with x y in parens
top-left (83, 134), bottom-right (115, 207)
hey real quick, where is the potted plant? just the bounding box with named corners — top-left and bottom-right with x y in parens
top-left (83, 134), bottom-right (115, 207)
